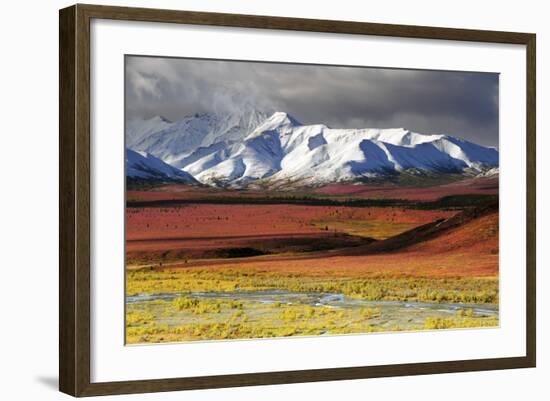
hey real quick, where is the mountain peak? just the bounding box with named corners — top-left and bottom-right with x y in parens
top-left (246, 111), bottom-right (302, 139)
top-left (246, 112), bottom-right (301, 139)
top-left (127, 110), bottom-right (499, 188)
top-left (269, 112), bottom-right (301, 126)
top-left (365, 128), bottom-right (446, 148)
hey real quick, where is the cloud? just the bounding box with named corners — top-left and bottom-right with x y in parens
top-left (125, 56), bottom-right (499, 147)
top-left (127, 69), bottom-right (161, 99)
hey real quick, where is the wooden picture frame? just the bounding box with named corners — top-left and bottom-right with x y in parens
top-left (59, 3), bottom-right (536, 397)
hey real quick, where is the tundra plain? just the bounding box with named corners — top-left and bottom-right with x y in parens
top-left (126, 178), bottom-right (499, 344)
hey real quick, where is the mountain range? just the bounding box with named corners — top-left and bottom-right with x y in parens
top-left (126, 110), bottom-right (499, 188)
top-left (126, 148), bottom-right (197, 184)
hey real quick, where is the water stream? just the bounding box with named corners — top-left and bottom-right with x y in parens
top-left (127, 289), bottom-right (498, 317)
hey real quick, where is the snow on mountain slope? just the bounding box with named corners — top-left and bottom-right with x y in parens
top-left (126, 116), bottom-right (173, 148)
top-left (127, 109), bottom-right (268, 168)
top-left (178, 112), bottom-right (498, 187)
top-left (126, 148), bottom-right (198, 183)
top-left (126, 110), bottom-right (499, 187)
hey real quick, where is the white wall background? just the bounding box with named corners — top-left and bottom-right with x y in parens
top-left (0, 0), bottom-right (546, 400)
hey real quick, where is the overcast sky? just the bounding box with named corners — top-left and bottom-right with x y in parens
top-left (125, 56), bottom-right (499, 147)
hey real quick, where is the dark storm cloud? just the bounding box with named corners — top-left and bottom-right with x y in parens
top-left (125, 56), bottom-right (499, 147)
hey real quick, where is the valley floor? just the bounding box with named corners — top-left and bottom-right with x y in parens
top-left (125, 182), bottom-right (499, 344)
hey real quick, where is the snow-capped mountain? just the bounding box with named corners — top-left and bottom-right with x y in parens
top-left (181, 112), bottom-right (498, 186)
top-left (126, 111), bottom-right (499, 188)
top-left (126, 115), bottom-right (173, 148)
top-left (127, 109), bottom-right (268, 168)
top-left (126, 148), bottom-right (197, 183)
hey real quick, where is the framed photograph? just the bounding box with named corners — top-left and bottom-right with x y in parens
top-left (59, 4), bottom-right (536, 397)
